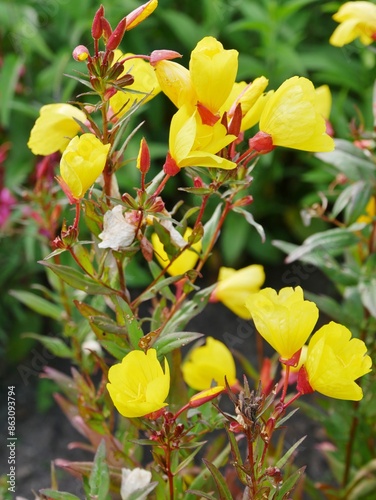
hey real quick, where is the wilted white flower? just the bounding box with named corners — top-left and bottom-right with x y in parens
top-left (120, 467), bottom-right (153, 500)
top-left (160, 219), bottom-right (187, 248)
top-left (98, 205), bottom-right (137, 251)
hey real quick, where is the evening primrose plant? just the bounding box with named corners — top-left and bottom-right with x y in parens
top-left (16, 0), bottom-right (374, 498)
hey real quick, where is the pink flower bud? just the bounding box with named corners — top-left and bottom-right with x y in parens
top-left (248, 131), bottom-right (274, 154)
top-left (163, 152), bottom-right (180, 176)
top-left (149, 49), bottom-right (182, 65)
top-left (193, 177), bottom-right (204, 188)
top-left (72, 45), bottom-right (90, 62)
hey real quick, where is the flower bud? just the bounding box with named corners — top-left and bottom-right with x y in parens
top-left (136, 137), bottom-right (150, 174)
top-left (103, 87), bottom-right (117, 101)
top-left (125, 0), bottom-right (158, 31)
top-left (91, 5), bottom-right (104, 40)
top-left (188, 387), bottom-right (225, 408)
top-left (106, 17), bottom-right (127, 51)
top-left (149, 49), bottom-right (182, 65)
top-left (248, 131), bottom-right (274, 154)
top-left (101, 17), bottom-right (112, 42)
top-left (193, 177), bottom-right (204, 188)
top-left (72, 45), bottom-right (90, 62)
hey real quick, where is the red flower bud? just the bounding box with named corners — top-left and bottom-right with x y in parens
top-left (91, 5), bottom-right (104, 40)
top-left (296, 366), bottom-right (314, 395)
top-left (106, 17), bottom-right (126, 51)
top-left (248, 131), bottom-right (274, 154)
top-left (193, 177), bottom-right (204, 188)
top-left (101, 17), bottom-right (112, 42)
top-left (136, 137), bottom-right (150, 174)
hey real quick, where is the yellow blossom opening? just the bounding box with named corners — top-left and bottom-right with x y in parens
top-left (151, 227), bottom-right (201, 276)
top-left (245, 286), bottom-right (319, 362)
top-left (107, 348), bottom-right (170, 418)
top-left (257, 76), bottom-right (335, 153)
top-left (212, 265), bottom-right (265, 319)
top-left (28, 103), bottom-right (86, 156)
top-left (59, 133), bottom-right (111, 200)
top-left (302, 322), bottom-right (372, 400)
top-left (330, 1), bottom-right (376, 47)
top-left (189, 36), bottom-right (238, 116)
top-left (182, 336), bottom-right (237, 391)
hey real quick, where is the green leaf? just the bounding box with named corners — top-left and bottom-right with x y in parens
top-left (202, 459), bottom-right (233, 500)
top-left (154, 331), bottom-right (204, 357)
top-left (39, 490), bottom-right (81, 500)
top-left (90, 315), bottom-right (128, 335)
top-left (316, 139), bottom-right (376, 182)
top-left (274, 466), bottom-right (306, 499)
top-left (202, 204), bottom-right (223, 255)
top-left (172, 442), bottom-right (205, 474)
top-left (39, 261), bottom-right (116, 295)
top-left (233, 206), bottom-right (265, 242)
top-left (359, 279), bottom-right (376, 319)
top-left (275, 435), bottom-right (306, 469)
top-left (161, 285), bottom-right (215, 333)
top-left (284, 225), bottom-right (362, 264)
top-left (0, 54), bottom-right (24, 127)
top-left (89, 440), bottom-right (110, 499)
top-left (331, 180), bottom-right (372, 224)
top-left (9, 290), bottom-right (63, 320)
top-left (112, 296), bottom-right (143, 349)
top-left (22, 334), bottom-right (72, 358)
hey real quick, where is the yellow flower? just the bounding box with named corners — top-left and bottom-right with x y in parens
top-left (189, 37), bottom-right (238, 121)
top-left (252, 76), bottom-right (335, 153)
top-left (211, 265), bottom-right (265, 319)
top-left (330, 1), bottom-right (376, 47)
top-left (154, 36), bottom-right (238, 125)
top-left (298, 322), bottom-right (372, 400)
top-left (245, 286), bottom-right (319, 363)
top-left (357, 196), bottom-right (376, 224)
top-left (151, 227), bottom-right (201, 276)
top-left (28, 103), bottom-right (86, 156)
top-left (315, 85), bottom-right (332, 121)
top-left (59, 134), bottom-right (111, 200)
top-left (110, 51), bottom-right (160, 118)
top-left (107, 348), bottom-right (170, 418)
top-left (164, 105), bottom-right (236, 175)
top-left (182, 337), bottom-right (237, 391)
top-left (154, 60), bottom-right (195, 109)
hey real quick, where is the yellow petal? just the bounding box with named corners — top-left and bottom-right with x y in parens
top-left (154, 60), bottom-right (196, 108)
top-left (214, 265), bottom-right (265, 319)
top-left (28, 103), bottom-right (86, 156)
top-left (190, 37), bottom-right (238, 114)
top-left (182, 337), bottom-right (237, 390)
top-left (245, 286), bottom-right (319, 360)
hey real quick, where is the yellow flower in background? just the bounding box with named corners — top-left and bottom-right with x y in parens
top-left (253, 76), bottom-right (335, 153)
top-left (298, 322), bottom-right (372, 400)
top-left (110, 51), bottom-right (160, 118)
top-left (357, 196), bottom-right (376, 224)
top-left (189, 37), bottom-right (238, 122)
top-left (330, 1), bottom-right (376, 47)
top-left (210, 265), bottom-right (265, 319)
top-left (151, 227), bottom-right (201, 276)
top-left (59, 133), bottom-right (111, 200)
top-left (163, 105), bottom-right (236, 175)
top-left (315, 85), bottom-right (332, 121)
top-left (182, 337), bottom-right (237, 391)
top-left (28, 103), bottom-right (86, 156)
top-left (245, 286), bottom-right (319, 362)
top-left (154, 60), bottom-right (195, 109)
top-left (107, 348), bottom-right (170, 418)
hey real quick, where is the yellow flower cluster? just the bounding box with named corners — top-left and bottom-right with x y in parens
top-left (246, 286), bottom-right (372, 401)
top-left (330, 1), bottom-right (376, 47)
top-left (154, 36), bottom-right (334, 174)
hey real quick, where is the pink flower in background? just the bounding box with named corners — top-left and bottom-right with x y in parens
top-left (0, 186), bottom-right (16, 228)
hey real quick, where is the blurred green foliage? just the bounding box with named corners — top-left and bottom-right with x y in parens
top-left (1, 0), bottom-right (375, 368)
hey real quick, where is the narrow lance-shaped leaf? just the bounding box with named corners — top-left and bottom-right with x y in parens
top-left (9, 290), bottom-right (63, 320)
top-left (89, 439), bottom-right (110, 499)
